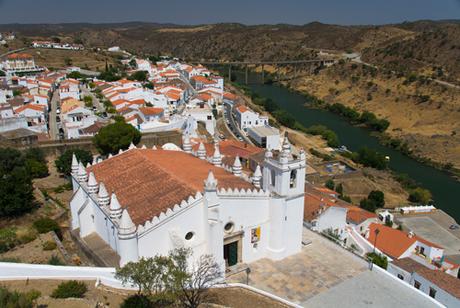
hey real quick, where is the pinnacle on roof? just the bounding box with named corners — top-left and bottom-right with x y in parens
top-left (118, 209), bottom-right (136, 234)
top-left (129, 142), bottom-right (136, 150)
top-left (109, 192), bottom-right (123, 219)
top-left (77, 162), bottom-right (88, 182)
top-left (212, 143), bottom-right (222, 166)
top-left (252, 165), bottom-right (262, 188)
top-left (197, 142), bottom-right (206, 160)
top-left (87, 171), bottom-right (98, 194)
top-left (71, 153), bottom-right (79, 174)
top-left (86, 162), bottom-right (92, 168)
top-left (98, 182), bottom-right (110, 206)
top-left (204, 170), bottom-right (218, 191)
top-left (280, 132), bottom-right (292, 163)
top-left (118, 149), bottom-right (124, 155)
top-left (232, 156), bottom-right (242, 176)
top-left (182, 133), bottom-right (192, 153)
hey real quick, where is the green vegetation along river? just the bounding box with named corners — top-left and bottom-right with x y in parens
top-left (233, 71), bottom-right (459, 223)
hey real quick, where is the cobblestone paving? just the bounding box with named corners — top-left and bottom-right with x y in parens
top-left (227, 228), bottom-right (367, 304)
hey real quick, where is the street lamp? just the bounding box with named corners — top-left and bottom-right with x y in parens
top-left (370, 228), bottom-right (380, 271)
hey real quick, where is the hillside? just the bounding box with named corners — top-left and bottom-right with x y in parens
top-left (1, 20), bottom-right (459, 170)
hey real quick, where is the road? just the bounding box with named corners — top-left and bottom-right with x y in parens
top-left (223, 102), bottom-right (252, 143)
top-left (49, 89), bottom-right (60, 140)
top-left (81, 85), bottom-right (105, 113)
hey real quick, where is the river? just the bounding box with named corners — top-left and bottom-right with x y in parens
top-left (232, 71), bottom-right (459, 223)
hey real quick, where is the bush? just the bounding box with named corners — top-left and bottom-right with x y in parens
top-left (43, 240), bottom-right (57, 251)
top-left (367, 252), bottom-right (388, 269)
top-left (0, 227), bottom-right (18, 253)
top-left (325, 179), bottom-right (335, 190)
top-left (408, 187), bottom-right (432, 204)
top-left (303, 125), bottom-right (340, 147)
top-left (352, 147), bottom-right (388, 170)
top-left (0, 286), bottom-right (34, 308)
top-left (33, 217), bottom-right (61, 239)
top-left (121, 294), bottom-right (154, 308)
top-left (48, 255), bottom-right (65, 266)
top-left (51, 281), bottom-right (87, 298)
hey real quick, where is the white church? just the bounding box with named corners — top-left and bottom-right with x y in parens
top-left (69, 134), bottom-right (306, 272)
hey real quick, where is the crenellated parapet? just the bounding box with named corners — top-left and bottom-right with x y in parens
top-left (137, 191), bottom-right (204, 235)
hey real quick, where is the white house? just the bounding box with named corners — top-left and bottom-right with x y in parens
top-left (59, 79), bottom-right (81, 100)
top-left (388, 258), bottom-right (460, 307)
top-left (247, 126), bottom-right (281, 150)
top-left (69, 135), bottom-right (306, 271)
top-left (13, 104), bottom-right (47, 133)
top-left (234, 105), bottom-right (268, 132)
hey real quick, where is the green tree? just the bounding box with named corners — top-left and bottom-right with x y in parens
top-left (368, 190), bottom-right (385, 208)
top-left (0, 148), bottom-right (35, 217)
top-left (367, 252), bottom-right (388, 269)
top-left (55, 149), bottom-right (93, 175)
top-left (83, 95), bottom-right (93, 108)
top-left (408, 187), bottom-right (432, 204)
top-left (93, 122), bottom-right (141, 155)
top-left (325, 179), bottom-right (335, 190)
top-left (335, 183), bottom-right (343, 195)
top-left (24, 148), bottom-right (49, 178)
top-left (128, 71), bottom-right (148, 82)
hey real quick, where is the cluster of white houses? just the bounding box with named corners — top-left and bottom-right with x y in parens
top-left (69, 134), bottom-right (306, 272)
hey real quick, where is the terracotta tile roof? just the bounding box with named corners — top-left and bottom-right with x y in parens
top-left (235, 105), bottom-right (249, 113)
top-left (7, 53), bottom-right (33, 60)
top-left (89, 149), bottom-right (254, 225)
top-left (15, 104), bottom-right (45, 113)
top-left (417, 267), bottom-right (460, 299)
top-left (128, 99), bottom-right (145, 106)
top-left (139, 107), bottom-right (164, 116)
top-left (316, 187), bottom-right (338, 196)
top-left (191, 140), bottom-right (264, 160)
top-left (223, 92), bottom-right (237, 100)
top-left (391, 257), bottom-right (425, 273)
top-left (192, 75), bottom-right (216, 84)
top-left (346, 207), bottom-right (377, 225)
top-left (368, 223), bottom-right (442, 259)
top-left (165, 91), bottom-right (181, 101)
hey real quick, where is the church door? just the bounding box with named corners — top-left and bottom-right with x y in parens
top-left (224, 241), bottom-right (238, 267)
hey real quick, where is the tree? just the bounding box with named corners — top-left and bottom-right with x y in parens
top-left (0, 148), bottom-right (35, 217)
top-left (93, 122), bottom-right (141, 155)
top-left (128, 71), bottom-right (148, 82)
top-left (24, 148), bottom-right (48, 178)
top-left (83, 95), bottom-right (93, 108)
top-left (408, 187), bottom-right (432, 204)
top-left (367, 252), bottom-right (388, 269)
top-left (168, 248), bottom-right (222, 308)
top-left (335, 183), bottom-right (343, 195)
top-left (325, 179), bottom-right (335, 190)
top-left (55, 149), bottom-right (93, 175)
top-left (368, 190), bottom-right (385, 208)
top-left (116, 248), bottom-right (222, 308)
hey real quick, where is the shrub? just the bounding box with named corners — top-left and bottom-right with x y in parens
top-left (121, 294), bottom-right (154, 308)
top-left (408, 187), bottom-right (432, 204)
top-left (303, 125), bottom-right (340, 147)
top-left (43, 240), bottom-right (57, 251)
top-left (325, 179), bottom-right (335, 190)
top-left (33, 217), bottom-right (61, 239)
top-left (367, 252), bottom-right (388, 269)
top-left (48, 255), bottom-right (65, 266)
top-left (0, 227), bottom-right (18, 253)
top-left (352, 147), bottom-right (388, 170)
top-left (0, 286), bottom-right (34, 308)
top-left (51, 280), bottom-right (87, 298)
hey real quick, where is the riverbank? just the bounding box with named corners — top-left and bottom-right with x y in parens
top-left (221, 68), bottom-right (460, 223)
top-left (226, 82), bottom-right (410, 208)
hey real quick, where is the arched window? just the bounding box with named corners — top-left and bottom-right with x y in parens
top-left (290, 170), bottom-right (297, 188)
top-left (185, 232), bottom-right (194, 241)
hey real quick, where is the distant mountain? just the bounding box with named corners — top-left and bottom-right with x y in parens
top-left (1, 20), bottom-right (459, 79)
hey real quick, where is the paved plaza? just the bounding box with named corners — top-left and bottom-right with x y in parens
top-left (227, 228), bottom-right (368, 304)
top-left (227, 227), bottom-right (439, 307)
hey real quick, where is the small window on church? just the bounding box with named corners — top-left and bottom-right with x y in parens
top-left (224, 222), bottom-right (234, 233)
top-left (271, 170), bottom-right (276, 187)
top-left (185, 232), bottom-right (194, 241)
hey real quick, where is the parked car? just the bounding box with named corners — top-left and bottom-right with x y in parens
top-left (449, 224), bottom-right (459, 230)
top-left (56, 116), bottom-right (60, 122)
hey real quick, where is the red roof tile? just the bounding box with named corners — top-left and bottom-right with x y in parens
top-left (89, 149), bottom-right (254, 225)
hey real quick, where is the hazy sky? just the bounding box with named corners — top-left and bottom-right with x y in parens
top-left (0, 0), bottom-right (459, 25)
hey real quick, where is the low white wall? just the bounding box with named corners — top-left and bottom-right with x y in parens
top-left (0, 262), bottom-right (130, 290)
